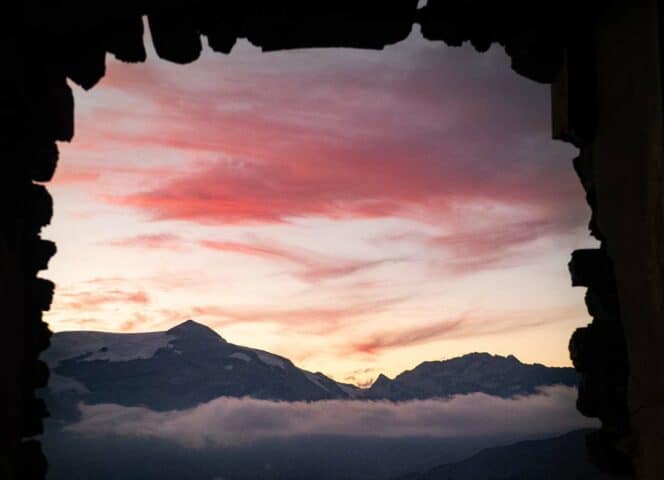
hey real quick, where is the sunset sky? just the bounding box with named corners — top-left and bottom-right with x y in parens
top-left (43, 26), bottom-right (596, 386)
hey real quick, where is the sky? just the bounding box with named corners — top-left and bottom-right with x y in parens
top-left (42, 24), bottom-right (595, 386)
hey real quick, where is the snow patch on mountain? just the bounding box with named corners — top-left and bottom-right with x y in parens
top-left (304, 372), bottom-right (330, 392)
top-left (42, 331), bottom-right (175, 366)
top-left (229, 352), bottom-right (251, 362)
top-left (337, 383), bottom-right (363, 398)
top-left (254, 350), bottom-right (286, 369)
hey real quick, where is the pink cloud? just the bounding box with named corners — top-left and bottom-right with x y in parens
top-left (349, 306), bottom-right (580, 356)
top-left (108, 233), bottom-right (187, 250)
top-left (59, 289), bottom-right (151, 311)
top-left (353, 316), bottom-right (469, 355)
top-left (75, 39), bottom-right (582, 242)
top-left (51, 166), bottom-right (101, 185)
top-left (200, 240), bottom-right (304, 263)
top-left (377, 217), bottom-right (556, 274)
top-left (191, 296), bottom-right (406, 334)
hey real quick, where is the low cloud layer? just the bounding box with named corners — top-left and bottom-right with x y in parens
top-left (67, 386), bottom-right (595, 448)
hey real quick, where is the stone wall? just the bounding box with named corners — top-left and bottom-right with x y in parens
top-left (2, 1), bottom-right (661, 478)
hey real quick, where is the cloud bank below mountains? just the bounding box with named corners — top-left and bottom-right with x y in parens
top-left (67, 386), bottom-right (595, 448)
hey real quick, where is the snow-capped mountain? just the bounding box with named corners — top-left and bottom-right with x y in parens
top-left (366, 352), bottom-right (578, 400)
top-left (41, 320), bottom-right (360, 417)
top-left (40, 320), bottom-right (577, 418)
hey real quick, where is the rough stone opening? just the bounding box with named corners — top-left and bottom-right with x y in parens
top-left (5, 1), bottom-right (663, 478)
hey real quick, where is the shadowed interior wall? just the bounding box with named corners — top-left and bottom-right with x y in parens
top-left (589, 0), bottom-right (664, 476)
top-left (1, 1), bottom-right (662, 478)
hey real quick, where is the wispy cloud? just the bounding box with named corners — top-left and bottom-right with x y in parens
top-left (349, 306), bottom-right (580, 355)
top-left (353, 316), bottom-right (469, 355)
top-left (100, 234), bottom-right (402, 283)
top-left (108, 233), bottom-right (187, 250)
top-left (192, 296), bottom-right (407, 335)
top-left (51, 166), bottom-right (101, 185)
top-left (376, 217), bottom-right (558, 275)
top-left (201, 238), bottom-right (402, 282)
top-left (199, 240), bottom-right (305, 263)
top-left (428, 218), bottom-right (555, 273)
top-left (58, 289), bottom-right (150, 311)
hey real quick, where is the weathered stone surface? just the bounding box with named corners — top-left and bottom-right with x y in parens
top-left (552, 40), bottom-right (597, 146)
top-left (572, 149), bottom-right (593, 194)
top-left (28, 360), bottom-right (49, 390)
top-left (418, 1), bottom-right (485, 48)
top-left (588, 3), bottom-right (664, 475)
top-left (572, 150), bottom-right (603, 241)
top-left (25, 317), bottom-right (52, 355)
top-left (45, 74), bottom-right (75, 142)
top-left (104, 16), bottom-right (147, 63)
top-left (584, 289), bottom-right (620, 325)
top-left (564, 37), bottom-right (598, 145)
top-left (25, 185), bottom-right (53, 232)
top-left (28, 142), bottom-right (59, 183)
top-left (586, 430), bottom-right (634, 476)
top-left (195, 4), bottom-right (244, 54)
top-left (418, 1), bottom-right (565, 83)
top-left (569, 249), bottom-right (614, 290)
top-left (148, 13), bottom-right (202, 64)
top-left (28, 69), bottom-right (75, 142)
top-left (503, 29), bottom-right (563, 84)
top-left (245, 0), bottom-right (418, 51)
top-left (62, 42), bottom-right (106, 90)
top-left (19, 440), bottom-right (48, 479)
top-left (1, 1), bottom-right (661, 478)
top-left (20, 395), bottom-right (48, 438)
top-left (27, 238), bottom-right (57, 273)
top-left (569, 326), bottom-right (592, 372)
top-left (30, 278), bottom-right (54, 313)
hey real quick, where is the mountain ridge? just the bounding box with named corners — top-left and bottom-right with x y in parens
top-left (41, 319), bottom-right (578, 416)
top-left (394, 429), bottom-right (618, 480)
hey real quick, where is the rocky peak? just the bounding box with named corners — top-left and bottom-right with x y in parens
top-left (166, 319), bottom-right (226, 342)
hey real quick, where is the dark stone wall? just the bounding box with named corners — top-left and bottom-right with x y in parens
top-left (586, 1), bottom-right (664, 477)
top-left (551, 28), bottom-right (633, 475)
top-left (0, 43), bottom-right (65, 480)
top-left (555, 1), bottom-right (664, 477)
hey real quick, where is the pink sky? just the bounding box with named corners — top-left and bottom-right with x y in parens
top-left (43, 27), bottom-right (595, 386)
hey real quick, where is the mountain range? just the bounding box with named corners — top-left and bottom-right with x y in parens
top-left (39, 319), bottom-right (609, 480)
top-left (41, 319), bottom-right (578, 416)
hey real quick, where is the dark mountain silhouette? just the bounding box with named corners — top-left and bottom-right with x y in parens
top-left (41, 319), bottom-right (578, 418)
top-left (395, 429), bottom-right (620, 480)
top-left (368, 352), bottom-right (578, 400)
top-left (42, 319), bottom-right (357, 416)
